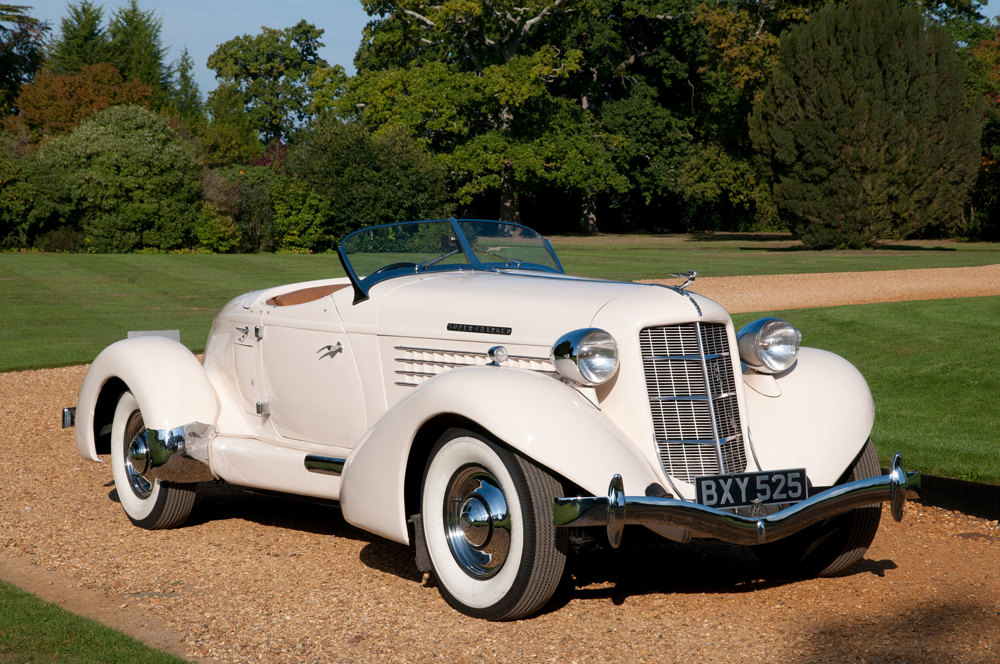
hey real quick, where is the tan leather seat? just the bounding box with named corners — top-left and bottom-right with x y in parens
top-left (266, 284), bottom-right (349, 307)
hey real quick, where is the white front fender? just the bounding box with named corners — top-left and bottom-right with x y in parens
top-left (340, 366), bottom-right (661, 544)
top-left (745, 347), bottom-right (875, 487)
top-left (75, 336), bottom-right (219, 462)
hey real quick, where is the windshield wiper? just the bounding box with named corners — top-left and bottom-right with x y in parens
top-left (480, 248), bottom-right (523, 267)
top-left (418, 248), bottom-right (462, 269)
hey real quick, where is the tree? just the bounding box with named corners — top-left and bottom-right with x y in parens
top-left (13, 62), bottom-right (150, 138)
top-left (750, 0), bottom-right (981, 248)
top-left (164, 48), bottom-right (204, 125)
top-left (106, 0), bottom-right (169, 108)
top-left (345, 1), bottom-right (635, 226)
top-left (290, 119), bottom-right (451, 239)
top-left (47, 1), bottom-right (107, 74)
top-left (207, 20), bottom-right (328, 142)
top-left (967, 26), bottom-right (1000, 239)
top-left (24, 105), bottom-right (199, 251)
top-left (0, 148), bottom-right (36, 247)
top-left (0, 4), bottom-right (49, 114)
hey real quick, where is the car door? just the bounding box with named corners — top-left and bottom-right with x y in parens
top-left (258, 299), bottom-right (366, 447)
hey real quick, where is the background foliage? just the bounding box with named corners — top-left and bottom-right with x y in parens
top-left (750, 0), bottom-right (982, 248)
top-left (2, 0), bottom-right (1000, 252)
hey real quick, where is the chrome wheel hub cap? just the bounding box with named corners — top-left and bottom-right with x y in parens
top-left (124, 414), bottom-right (153, 499)
top-left (445, 466), bottom-right (511, 578)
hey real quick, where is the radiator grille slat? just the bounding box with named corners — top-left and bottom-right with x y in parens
top-left (641, 323), bottom-right (746, 483)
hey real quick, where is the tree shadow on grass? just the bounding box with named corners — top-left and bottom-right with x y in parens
top-left (686, 232), bottom-right (797, 243)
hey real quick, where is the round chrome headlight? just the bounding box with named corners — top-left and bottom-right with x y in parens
top-left (551, 328), bottom-right (619, 386)
top-left (737, 317), bottom-right (801, 374)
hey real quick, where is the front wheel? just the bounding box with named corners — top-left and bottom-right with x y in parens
top-left (110, 391), bottom-right (196, 529)
top-left (753, 439), bottom-right (882, 577)
top-left (420, 428), bottom-right (567, 620)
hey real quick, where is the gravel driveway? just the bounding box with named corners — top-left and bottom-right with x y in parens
top-left (2, 267), bottom-right (999, 663)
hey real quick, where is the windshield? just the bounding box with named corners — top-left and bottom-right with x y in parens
top-left (458, 220), bottom-right (561, 271)
top-left (341, 220), bottom-right (469, 279)
top-left (338, 218), bottom-right (563, 303)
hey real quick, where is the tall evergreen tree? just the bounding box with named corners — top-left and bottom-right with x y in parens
top-left (47, 1), bottom-right (107, 74)
top-left (165, 48), bottom-right (204, 125)
top-left (0, 4), bottom-right (48, 113)
top-left (750, 0), bottom-right (981, 248)
top-left (106, 0), bottom-right (169, 108)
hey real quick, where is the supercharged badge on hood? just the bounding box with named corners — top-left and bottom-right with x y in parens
top-left (447, 323), bottom-right (512, 335)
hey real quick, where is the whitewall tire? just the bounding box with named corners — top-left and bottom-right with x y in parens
top-left (110, 391), bottom-right (196, 529)
top-left (420, 428), bottom-right (567, 620)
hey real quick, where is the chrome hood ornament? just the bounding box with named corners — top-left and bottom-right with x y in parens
top-left (653, 270), bottom-right (701, 316)
top-left (670, 270), bottom-right (697, 291)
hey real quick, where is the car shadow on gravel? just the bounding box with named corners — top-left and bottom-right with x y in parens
top-left (115, 480), bottom-right (429, 583)
top-left (545, 527), bottom-right (897, 612)
top-left (108, 480), bottom-right (381, 542)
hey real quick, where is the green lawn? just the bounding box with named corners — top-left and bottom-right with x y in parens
top-left (733, 296), bottom-right (1000, 485)
top-left (0, 252), bottom-right (344, 370)
top-left (0, 580), bottom-right (187, 663)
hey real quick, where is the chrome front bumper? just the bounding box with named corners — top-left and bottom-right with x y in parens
top-left (553, 453), bottom-right (920, 548)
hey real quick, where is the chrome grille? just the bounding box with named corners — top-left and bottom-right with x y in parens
top-left (640, 323), bottom-right (746, 483)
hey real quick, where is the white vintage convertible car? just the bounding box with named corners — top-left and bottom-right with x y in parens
top-left (68, 218), bottom-right (920, 620)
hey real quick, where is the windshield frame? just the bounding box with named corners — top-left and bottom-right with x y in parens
top-left (337, 218), bottom-right (564, 304)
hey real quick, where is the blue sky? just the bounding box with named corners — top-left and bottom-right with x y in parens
top-left (27, 1), bottom-right (372, 95)
top-left (24, 0), bottom-right (1000, 99)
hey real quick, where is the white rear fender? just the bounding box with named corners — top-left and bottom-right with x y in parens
top-left (340, 366), bottom-right (661, 544)
top-left (75, 337), bottom-right (219, 464)
top-left (744, 346), bottom-right (875, 487)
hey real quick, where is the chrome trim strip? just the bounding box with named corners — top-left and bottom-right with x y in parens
top-left (144, 422), bottom-right (215, 483)
top-left (304, 455), bottom-right (347, 476)
top-left (646, 353), bottom-right (727, 362)
top-left (554, 454), bottom-right (921, 548)
top-left (394, 345), bottom-right (550, 363)
top-left (394, 358), bottom-right (471, 368)
top-left (696, 321), bottom-right (727, 471)
top-left (656, 436), bottom-right (740, 446)
top-left (649, 395), bottom-right (710, 402)
top-left (395, 382), bottom-right (419, 388)
top-left (648, 391), bottom-right (735, 402)
top-left (651, 284), bottom-right (703, 317)
top-left (747, 427), bottom-right (763, 472)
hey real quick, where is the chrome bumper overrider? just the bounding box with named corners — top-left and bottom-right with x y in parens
top-left (553, 453), bottom-right (920, 548)
top-left (139, 422), bottom-right (216, 483)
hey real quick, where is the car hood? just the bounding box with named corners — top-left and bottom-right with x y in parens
top-left (365, 270), bottom-right (719, 347)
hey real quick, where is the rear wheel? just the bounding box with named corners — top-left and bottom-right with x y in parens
top-left (754, 439), bottom-right (882, 577)
top-left (420, 428), bottom-right (567, 620)
top-left (110, 391), bottom-right (196, 529)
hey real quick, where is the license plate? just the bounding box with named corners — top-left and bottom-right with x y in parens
top-left (695, 469), bottom-right (808, 508)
